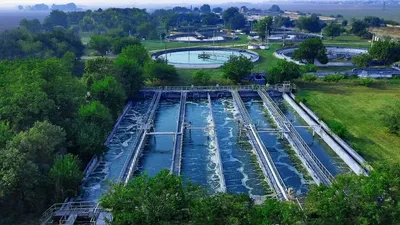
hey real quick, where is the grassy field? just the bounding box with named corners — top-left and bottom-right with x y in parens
top-left (142, 34), bottom-right (249, 51)
top-left (323, 35), bottom-right (371, 48)
top-left (296, 79), bottom-right (400, 164)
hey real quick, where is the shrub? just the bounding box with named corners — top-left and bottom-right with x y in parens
top-left (302, 74), bottom-right (318, 82)
top-left (323, 74), bottom-right (344, 82)
top-left (327, 120), bottom-right (349, 138)
top-left (300, 64), bottom-right (317, 73)
top-left (193, 70), bottom-right (211, 85)
top-left (359, 77), bottom-right (374, 86)
top-left (381, 105), bottom-right (400, 135)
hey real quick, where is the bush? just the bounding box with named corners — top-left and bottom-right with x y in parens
top-left (302, 74), bottom-right (318, 82)
top-left (300, 64), bottom-right (317, 73)
top-left (323, 74), bottom-right (345, 82)
top-left (359, 77), bottom-right (374, 86)
top-left (381, 105), bottom-right (400, 135)
top-left (193, 70), bottom-right (211, 85)
top-left (327, 120), bottom-right (349, 138)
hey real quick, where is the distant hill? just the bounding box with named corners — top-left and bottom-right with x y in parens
top-left (24, 2), bottom-right (81, 11)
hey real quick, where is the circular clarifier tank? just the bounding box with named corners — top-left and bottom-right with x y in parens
top-left (152, 47), bottom-right (260, 69)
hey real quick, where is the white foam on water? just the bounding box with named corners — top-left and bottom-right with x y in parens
top-left (206, 110), bottom-right (225, 193)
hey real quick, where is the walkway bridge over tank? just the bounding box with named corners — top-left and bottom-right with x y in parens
top-left (42, 83), bottom-right (330, 225)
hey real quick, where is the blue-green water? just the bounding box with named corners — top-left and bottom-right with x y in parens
top-left (78, 100), bottom-right (151, 201)
top-left (243, 97), bottom-right (312, 196)
top-left (136, 99), bottom-right (179, 177)
top-left (158, 50), bottom-right (255, 65)
top-left (212, 97), bottom-right (268, 196)
top-left (181, 99), bottom-right (224, 193)
top-left (274, 98), bottom-right (351, 176)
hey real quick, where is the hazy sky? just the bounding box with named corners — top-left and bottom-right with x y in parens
top-left (0, 0), bottom-right (257, 6)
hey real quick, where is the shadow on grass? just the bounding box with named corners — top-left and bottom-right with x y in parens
top-left (345, 135), bottom-right (381, 163)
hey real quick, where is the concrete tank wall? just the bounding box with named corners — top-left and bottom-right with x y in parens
top-left (283, 93), bottom-right (368, 175)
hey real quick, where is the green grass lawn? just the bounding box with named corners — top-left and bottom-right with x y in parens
top-left (323, 35), bottom-right (371, 48)
top-left (296, 79), bottom-right (400, 164)
top-left (143, 34), bottom-right (249, 51)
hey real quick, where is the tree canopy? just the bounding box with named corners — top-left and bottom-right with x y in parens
top-left (293, 38), bottom-right (328, 64)
top-left (267, 59), bottom-right (301, 84)
top-left (222, 7), bottom-right (246, 30)
top-left (101, 164), bottom-right (400, 225)
top-left (221, 55), bottom-right (254, 83)
top-left (323, 23), bottom-right (342, 39)
top-left (254, 16), bottom-right (273, 41)
top-left (296, 15), bottom-right (326, 33)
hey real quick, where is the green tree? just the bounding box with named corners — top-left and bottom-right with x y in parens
top-left (91, 76), bottom-right (126, 118)
top-left (293, 38), bottom-right (328, 64)
top-left (213, 7), bottom-right (223, 14)
top-left (0, 121), bottom-right (14, 149)
top-left (323, 23), bottom-right (342, 39)
top-left (352, 53), bottom-right (373, 67)
top-left (202, 13), bottom-right (220, 26)
top-left (76, 101), bottom-right (112, 157)
top-left (221, 55), bottom-right (253, 84)
top-left (267, 60), bottom-right (301, 84)
top-left (118, 45), bottom-right (150, 67)
top-left (305, 164), bottom-right (400, 225)
top-left (369, 40), bottom-right (400, 65)
top-left (43, 10), bottom-right (68, 31)
top-left (253, 199), bottom-right (304, 225)
top-left (114, 57), bottom-right (144, 98)
top-left (341, 20), bottom-right (348, 27)
top-left (193, 70), bottom-right (211, 85)
top-left (296, 15), bottom-right (325, 33)
top-left (351, 20), bottom-right (369, 37)
top-left (144, 60), bottom-right (178, 82)
top-left (83, 57), bottom-right (117, 88)
top-left (191, 193), bottom-right (255, 225)
top-left (223, 7), bottom-right (246, 30)
top-left (9, 121), bottom-right (66, 168)
top-left (89, 35), bottom-right (111, 56)
top-left (19, 19), bottom-right (42, 34)
top-left (0, 147), bottom-right (40, 212)
top-left (112, 37), bottom-right (141, 55)
top-left (200, 4), bottom-right (211, 13)
top-left (101, 169), bottom-right (202, 225)
top-left (254, 16), bottom-right (273, 41)
top-left (49, 154), bottom-right (83, 200)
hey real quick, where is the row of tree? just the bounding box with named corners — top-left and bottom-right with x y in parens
top-left (353, 40), bottom-right (400, 66)
top-left (101, 164), bottom-right (400, 225)
top-left (0, 38), bottom-right (177, 223)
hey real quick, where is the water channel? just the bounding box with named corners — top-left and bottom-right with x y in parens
top-left (212, 97), bottom-right (269, 197)
top-left (274, 97), bottom-right (351, 176)
top-left (181, 98), bottom-right (224, 193)
top-left (136, 99), bottom-right (179, 177)
top-left (78, 100), bottom-right (151, 201)
top-left (243, 97), bottom-right (312, 196)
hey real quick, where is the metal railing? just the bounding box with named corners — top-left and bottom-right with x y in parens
top-left (40, 201), bottom-right (99, 225)
top-left (208, 93), bottom-right (227, 192)
top-left (142, 85), bottom-right (260, 91)
top-left (258, 90), bottom-right (334, 185)
top-left (171, 92), bottom-right (187, 175)
top-left (231, 90), bottom-right (289, 200)
top-left (121, 91), bottom-right (162, 184)
top-left (118, 92), bottom-right (160, 182)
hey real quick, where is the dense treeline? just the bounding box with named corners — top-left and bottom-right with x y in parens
top-left (102, 164), bottom-right (400, 225)
top-left (0, 36), bottom-right (176, 223)
top-left (0, 28), bottom-right (84, 60)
